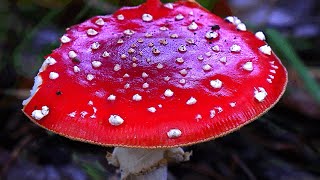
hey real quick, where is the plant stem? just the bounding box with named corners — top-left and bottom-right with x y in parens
top-left (107, 147), bottom-right (191, 180)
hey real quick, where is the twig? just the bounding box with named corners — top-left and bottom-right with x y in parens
top-left (231, 153), bottom-right (256, 180)
top-left (0, 135), bottom-right (34, 177)
top-left (181, 163), bottom-right (226, 180)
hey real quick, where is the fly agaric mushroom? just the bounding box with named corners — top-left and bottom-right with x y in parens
top-left (22, 0), bottom-right (287, 179)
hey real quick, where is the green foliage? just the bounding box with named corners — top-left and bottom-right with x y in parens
top-left (73, 153), bottom-right (109, 180)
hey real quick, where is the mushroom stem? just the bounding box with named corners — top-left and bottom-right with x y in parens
top-left (107, 147), bottom-right (191, 180)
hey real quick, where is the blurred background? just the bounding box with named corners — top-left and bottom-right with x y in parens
top-left (0, 0), bottom-right (319, 179)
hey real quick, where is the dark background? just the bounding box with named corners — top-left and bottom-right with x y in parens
top-left (0, 0), bottom-right (319, 179)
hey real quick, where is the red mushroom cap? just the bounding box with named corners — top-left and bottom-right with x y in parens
top-left (22, 0), bottom-right (287, 148)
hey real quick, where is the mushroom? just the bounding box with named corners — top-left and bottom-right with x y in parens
top-left (22, 0), bottom-right (287, 179)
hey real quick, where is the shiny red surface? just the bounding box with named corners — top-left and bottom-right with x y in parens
top-left (23, 0), bottom-right (287, 148)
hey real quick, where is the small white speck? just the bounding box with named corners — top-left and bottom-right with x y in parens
top-left (91, 42), bottom-right (100, 50)
top-left (167, 129), bottom-right (182, 138)
top-left (179, 69), bottom-right (188, 76)
top-left (267, 79), bottom-right (272, 83)
top-left (179, 79), bottom-right (186, 84)
top-left (132, 57), bottom-right (138, 61)
top-left (234, 17), bottom-right (242, 25)
top-left (188, 22), bottom-right (198, 30)
top-left (145, 33), bottom-right (153, 37)
top-left (175, 14), bottom-right (184, 20)
top-left (205, 52), bottom-right (212, 57)
top-left (230, 44), bottom-right (241, 52)
top-left (186, 97), bottom-right (197, 105)
top-left (142, 82), bottom-right (149, 88)
top-left (164, 89), bottom-right (174, 97)
top-left (95, 18), bottom-right (104, 26)
top-left (170, 34), bottom-right (179, 38)
top-left (157, 63), bottom-right (164, 69)
top-left (255, 31), bottom-right (266, 41)
top-left (132, 94), bottom-right (142, 101)
top-left (230, 102), bottom-right (236, 107)
top-left (243, 62), bottom-right (253, 71)
top-left (123, 29), bottom-right (135, 35)
top-left (80, 111), bottom-right (88, 118)
top-left (32, 106), bottom-right (49, 120)
top-left (88, 101), bottom-right (93, 106)
top-left (237, 23), bottom-right (246, 31)
top-left (158, 104), bottom-right (163, 108)
top-left (109, 115), bottom-right (124, 126)
top-left (216, 107), bottom-right (223, 113)
top-left (87, 74), bottom-right (94, 81)
top-left (60, 35), bottom-right (71, 43)
top-left (270, 61), bottom-right (275, 64)
top-left (117, 14), bottom-right (124, 20)
top-left (212, 45), bottom-right (220, 52)
top-left (189, 11), bottom-right (194, 15)
top-left (203, 64), bottom-right (212, 71)
top-left (114, 64), bottom-right (121, 71)
top-left (102, 51), bottom-right (110, 57)
top-left (142, 72), bottom-right (149, 78)
top-left (49, 72), bottom-right (59, 80)
top-left (225, 16), bottom-right (241, 25)
top-left (271, 65), bottom-right (279, 69)
top-left (210, 109), bottom-right (216, 118)
top-left (259, 45), bottom-right (272, 55)
top-left (176, 57), bottom-right (184, 64)
top-left (159, 39), bottom-right (168, 45)
top-left (92, 61), bottom-right (102, 68)
top-left (205, 31), bottom-right (219, 39)
top-left (90, 107), bottom-right (97, 118)
top-left (123, 73), bottom-right (130, 78)
top-left (148, 107), bottom-right (156, 113)
top-left (142, 13), bottom-right (153, 22)
top-left (219, 56), bottom-right (227, 63)
top-left (164, 3), bottom-right (173, 9)
top-left (195, 114), bottom-right (202, 121)
top-left (117, 39), bottom-right (124, 44)
top-left (186, 38), bottom-right (195, 44)
top-left (152, 48), bottom-right (161, 54)
top-left (107, 94), bottom-right (116, 101)
top-left (210, 79), bottom-right (222, 89)
top-left (73, 66), bottom-right (80, 73)
top-left (87, 28), bottom-right (98, 36)
top-left (270, 69), bottom-right (276, 74)
top-left (164, 76), bottom-right (170, 81)
top-left (45, 56), bottom-right (56, 66)
top-left (197, 55), bottom-right (204, 61)
top-left (128, 48), bottom-right (135, 54)
top-left (120, 54), bottom-right (127, 59)
top-left (254, 87), bottom-right (267, 102)
top-left (178, 45), bottom-right (187, 52)
top-left (68, 51), bottom-right (77, 59)
top-left (124, 83), bottom-right (130, 89)
top-left (225, 16), bottom-right (235, 23)
top-left (159, 26), bottom-right (169, 31)
top-left (269, 75), bottom-right (275, 79)
top-left (68, 111), bottom-right (76, 118)
top-left (41, 106), bottom-right (49, 116)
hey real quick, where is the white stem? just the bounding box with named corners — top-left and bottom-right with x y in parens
top-left (107, 147), bottom-right (191, 180)
top-left (127, 166), bottom-right (167, 180)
